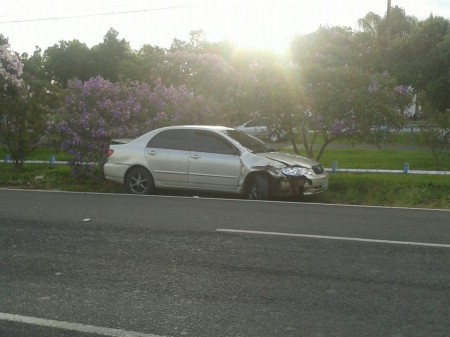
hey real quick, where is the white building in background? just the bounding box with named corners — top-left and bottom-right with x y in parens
top-left (405, 94), bottom-right (421, 119)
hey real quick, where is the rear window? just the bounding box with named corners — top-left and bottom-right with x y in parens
top-left (147, 129), bottom-right (190, 150)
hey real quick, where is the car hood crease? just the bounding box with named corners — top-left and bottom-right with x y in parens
top-left (259, 152), bottom-right (318, 167)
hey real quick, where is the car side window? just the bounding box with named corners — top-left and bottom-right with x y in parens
top-left (247, 119), bottom-right (267, 127)
top-left (192, 131), bottom-right (239, 155)
top-left (258, 119), bottom-right (268, 127)
top-left (246, 120), bottom-right (257, 127)
top-left (147, 129), bottom-right (190, 150)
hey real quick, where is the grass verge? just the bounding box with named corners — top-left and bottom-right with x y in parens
top-left (319, 148), bottom-right (449, 171)
top-left (1, 164), bottom-right (449, 209)
top-left (308, 173), bottom-right (450, 209)
top-left (0, 164), bottom-right (124, 194)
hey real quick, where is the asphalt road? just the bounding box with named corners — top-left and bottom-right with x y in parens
top-left (0, 189), bottom-right (449, 337)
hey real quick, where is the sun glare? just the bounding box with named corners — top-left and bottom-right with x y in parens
top-left (196, 0), bottom-right (308, 55)
top-left (226, 1), bottom-right (296, 54)
top-left (4, 0), bottom-right (407, 56)
top-left (193, 0), bottom-right (390, 55)
top-left (230, 28), bottom-right (292, 55)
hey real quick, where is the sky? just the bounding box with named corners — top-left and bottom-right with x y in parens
top-left (1, 0), bottom-right (450, 55)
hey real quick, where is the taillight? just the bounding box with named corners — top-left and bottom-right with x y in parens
top-left (106, 149), bottom-right (114, 157)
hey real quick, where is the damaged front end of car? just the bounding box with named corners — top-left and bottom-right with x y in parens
top-left (266, 164), bottom-right (328, 198)
top-left (239, 151), bottom-right (328, 199)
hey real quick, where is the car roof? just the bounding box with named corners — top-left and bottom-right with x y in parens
top-left (156, 125), bottom-right (232, 132)
top-left (114, 125), bottom-right (237, 147)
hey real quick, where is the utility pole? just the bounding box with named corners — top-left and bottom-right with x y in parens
top-left (386, 0), bottom-right (392, 48)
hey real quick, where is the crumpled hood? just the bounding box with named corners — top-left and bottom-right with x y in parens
top-left (259, 152), bottom-right (319, 168)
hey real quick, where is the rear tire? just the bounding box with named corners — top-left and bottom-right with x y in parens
top-left (246, 174), bottom-right (270, 200)
top-left (125, 167), bottom-right (155, 195)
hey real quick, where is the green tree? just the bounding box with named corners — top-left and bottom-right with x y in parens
top-left (1, 37), bottom-right (50, 168)
top-left (240, 58), bottom-right (304, 150)
top-left (169, 30), bottom-right (208, 53)
top-left (390, 15), bottom-right (450, 114)
top-left (288, 27), bottom-right (411, 160)
top-left (160, 50), bottom-right (242, 123)
top-left (90, 28), bottom-right (136, 82)
top-left (358, 6), bottom-right (417, 46)
top-left (358, 12), bottom-right (383, 36)
top-left (1, 92), bottom-right (48, 168)
top-left (382, 5), bottom-right (418, 43)
top-left (133, 44), bottom-right (167, 83)
top-left (43, 39), bottom-right (94, 87)
top-left (418, 105), bottom-right (450, 169)
top-left (357, 9), bottom-right (450, 168)
top-left (357, 6), bottom-right (418, 75)
top-left (24, 48), bottom-right (64, 150)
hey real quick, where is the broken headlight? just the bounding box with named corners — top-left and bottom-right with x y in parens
top-left (281, 166), bottom-right (313, 177)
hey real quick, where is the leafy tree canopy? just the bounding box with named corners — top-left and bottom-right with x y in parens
top-left (43, 39), bottom-right (94, 87)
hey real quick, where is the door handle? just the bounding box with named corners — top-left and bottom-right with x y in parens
top-left (146, 150), bottom-right (157, 155)
top-left (190, 154), bottom-right (201, 159)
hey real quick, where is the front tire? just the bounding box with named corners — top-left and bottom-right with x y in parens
top-left (269, 132), bottom-right (280, 143)
top-left (246, 174), bottom-right (270, 200)
top-left (125, 167), bottom-right (155, 195)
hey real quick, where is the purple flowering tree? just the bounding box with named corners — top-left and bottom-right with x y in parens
top-left (58, 76), bottom-right (143, 177)
top-left (1, 36), bottom-right (48, 168)
top-left (58, 76), bottom-right (222, 178)
top-left (0, 36), bottom-right (23, 91)
top-left (141, 79), bottom-right (222, 129)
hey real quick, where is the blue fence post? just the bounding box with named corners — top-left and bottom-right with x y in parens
top-left (332, 161), bottom-right (338, 173)
top-left (403, 162), bottom-right (409, 174)
top-left (4, 154), bottom-right (11, 164)
top-left (49, 155), bottom-right (56, 167)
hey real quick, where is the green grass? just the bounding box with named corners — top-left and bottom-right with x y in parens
top-left (307, 173), bottom-right (450, 209)
top-left (388, 132), bottom-right (421, 145)
top-left (277, 139), bottom-right (449, 171)
top-left (319, 148), bottom-right (448, 171)
top-left (0, 147), bottom-right (71, 162)
top-left (0, 164), bottom-right (124, 194)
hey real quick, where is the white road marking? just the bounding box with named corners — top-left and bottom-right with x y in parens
top-left (0, 312), bottom-right (170, 337)
top-left (216, 229), bottom-right (450, 248)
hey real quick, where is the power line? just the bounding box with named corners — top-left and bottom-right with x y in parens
top-left (0, 5), bottom-right (187, 25)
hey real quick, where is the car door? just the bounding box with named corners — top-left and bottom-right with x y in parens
top-left (243, 119), bottom-right (259, 137)
top-left (254, 118), bottom-right (269, 138)
top-left (145, 129), bottom-right (190, 187)
top-left (188, 130), bottom-right (242, 192)
top-left (244, 119), bottom-right (266, 138)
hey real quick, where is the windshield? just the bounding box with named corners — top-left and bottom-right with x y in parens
top-left (223, 129), bottom-right (277, 153)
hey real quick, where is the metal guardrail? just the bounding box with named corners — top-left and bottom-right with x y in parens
top-left (326, 161), bottom-right (450, 175)
top-left (3, 156), bottom-right (450, 176)
top-left (325, 168), bottom-right (450, 175)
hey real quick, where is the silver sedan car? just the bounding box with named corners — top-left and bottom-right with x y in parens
top-left (104, 125), bottom-right (328, 200)
top-left (235, 118), bottom-right (288, 143)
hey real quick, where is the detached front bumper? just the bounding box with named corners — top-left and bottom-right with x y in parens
top-left (302, 174), bottom-right (328, 195)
